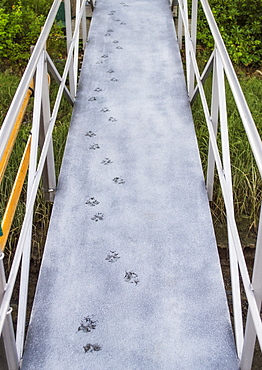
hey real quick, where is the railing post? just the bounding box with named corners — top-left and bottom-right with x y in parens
top-left (73, 0), bottom-right (81, 94)
top-left (241, 204), bottom-right (262, 369)
top-left (188, 0), bottom-right (198, 98)
top-left (82, 1), bottom-right (87, 49)
top-left (216, 51), bottom-right (244, 358)
top-left (64, 0), bottom-right (76, 97)
top-left (39, 51), bottom-right (56, 203)
top-left (177, 2), bottom-right (183, 49)
top-left (16, 50), bottom-right (45, 360)
top-left (0, 253), bottom-right (19, 370)
top-left (206, 49), bottom-right (218, 201)
top-left (182, 0), bottom-right (191, 90)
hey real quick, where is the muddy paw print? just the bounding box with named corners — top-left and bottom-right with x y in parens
top-left (108, 117), bottom-right (117, 122)
top-left (89, 143), bottom-right (100, 150)
top-left (101, 107), bottom-right (110, 112)
top-left (85, 131), bottom-right (96, 137)
top-left (113, 177), bottom-right (125, 184)
top-left (101, 157), bottom-right (113, 165)
top-left (124, 271), bottom-right (139, 285)
top-left (83, 343), bottom-right (102, 353)
top-left (91, 213), bottom-right (104, 221)
top-left (88, 97), bottom-right (97, 101)
top-left (105, 250), bottom-right (120, 263)
top-left (110, 77), bottom-right (118, 82)
top-left (86, 197), bottom-right (100, 206)
top-left (94, 87), bottom-right (103, 92)
top-left (107, 69), bottom-right (114, 73)
top-left (78, 316), bottom-right (98, 333)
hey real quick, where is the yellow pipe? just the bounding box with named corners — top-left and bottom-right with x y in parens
top-left (0, 137), bottom-right (31, 252)
top-left (0, 80), bottom-right (34, 185)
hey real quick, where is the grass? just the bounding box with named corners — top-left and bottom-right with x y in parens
top-left (191, 66), bottom-right (262, 239)
top-left (0, 69), bottom-right (72, 266)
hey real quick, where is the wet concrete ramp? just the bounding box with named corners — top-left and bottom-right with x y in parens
top-left (21, 0), bottom-right (239, 368)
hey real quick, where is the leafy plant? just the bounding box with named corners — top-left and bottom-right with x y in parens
top-left (0, 0), bottom-right (63, 71)
top-left (192, 0), bottom-right (262, 67)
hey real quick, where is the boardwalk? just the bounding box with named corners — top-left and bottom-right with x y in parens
top-left (21, 0), bottom-right (238, 368)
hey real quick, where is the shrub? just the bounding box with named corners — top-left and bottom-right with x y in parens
top-left (0, 0), bottom-right (60, 71)
top-left (195, 0), bottom-right (262, 66)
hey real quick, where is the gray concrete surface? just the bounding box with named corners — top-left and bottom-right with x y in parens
top-left (21, 0), bottom-right (239, 368)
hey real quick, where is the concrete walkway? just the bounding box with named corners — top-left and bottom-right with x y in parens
top-left (21, 0), bottom-right (239, 368)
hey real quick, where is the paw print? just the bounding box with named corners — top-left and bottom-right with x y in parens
top-left (83, 343), bottom-right (101, 353)
top-left (105, 250), bottom-right (120, 263)
top-left (101, 157), bottom-right (113, 165)
top-left (78, 316), bottom-right (98, 333)
top-left (85, 131), bottom-right (96, 137)
top-left (89, 143), bottom-right (100, 150)
top-left (101, 107), bottom-right (110, 112)
top-left (113, 177), bottom-right (125, 184)
top-left (91, 213), bottom-right (104, 221)
top-left (86, 197), bottom-right (100, 206)
top-left (124, 271), bottom-right (139, 285)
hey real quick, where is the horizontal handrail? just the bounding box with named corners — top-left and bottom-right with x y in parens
top-left (0, 0), bottom-right (62, 164)
top-left (0, 0), bottom-right (90, 367)
top-left (0, 137), bottom-right (31, 252)
top-left (176, 0), bottom-right (262, 367)
top-left (199, 0), bottom-right (262, 179)
top-left (0, 80), bottom-right (34, 185)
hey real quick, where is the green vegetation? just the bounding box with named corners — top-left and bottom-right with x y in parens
top-left (195, 0), bottom-right (262, 66)
top-left (0, 0), bottom-right (63, 71)
top-left (192, 72), bottom-right (262, 236)
top-left (0, 70), bottom-right (72, 261)
top-left (0, 0), bottom-right (261, 257)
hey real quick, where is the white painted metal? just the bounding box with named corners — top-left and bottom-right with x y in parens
top-left (73, 0), bottom-right (81, 95)
top-left (20, 0), bottom-right (238, 367)
top-left (216, 52), bottom-right (243, 356)
top-left (64, 0), bottom-right (75, 97)
top-left (0, 1), bottom-right (88, 367)
top-left (81, 3), bottom-right (87, 48)
top-left (46, 53), bottom-right (74, 105)
top-left (241, 205), bottom-right (262, 369)
top-left (0, 2), bottom-right (87, 342)
top-left (199, 0), bottom-right (262, 178)
top-left (206, 49), bottom-right (218, 201)
top-left (0, 0), bottom-right (62, 165)
top-left (177, 0), bottom-right (262, 366)
top-left (191, 49), bottom-right (214, 105)
top-left (177, 6), bottom-right (183, 49)
top-left (16, 51), bottom-right (45, 360)
top-left (39, 51), bottom-right (56, 202)
top-left (0, 254), bottom-right (19, 370)
top-left (188, 0), bottom-right (198, 98)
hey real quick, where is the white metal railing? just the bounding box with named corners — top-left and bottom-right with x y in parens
top-left (0, 1), bottom-right (90, 368)
top-left (174, 0), bottom-right (262, 368)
